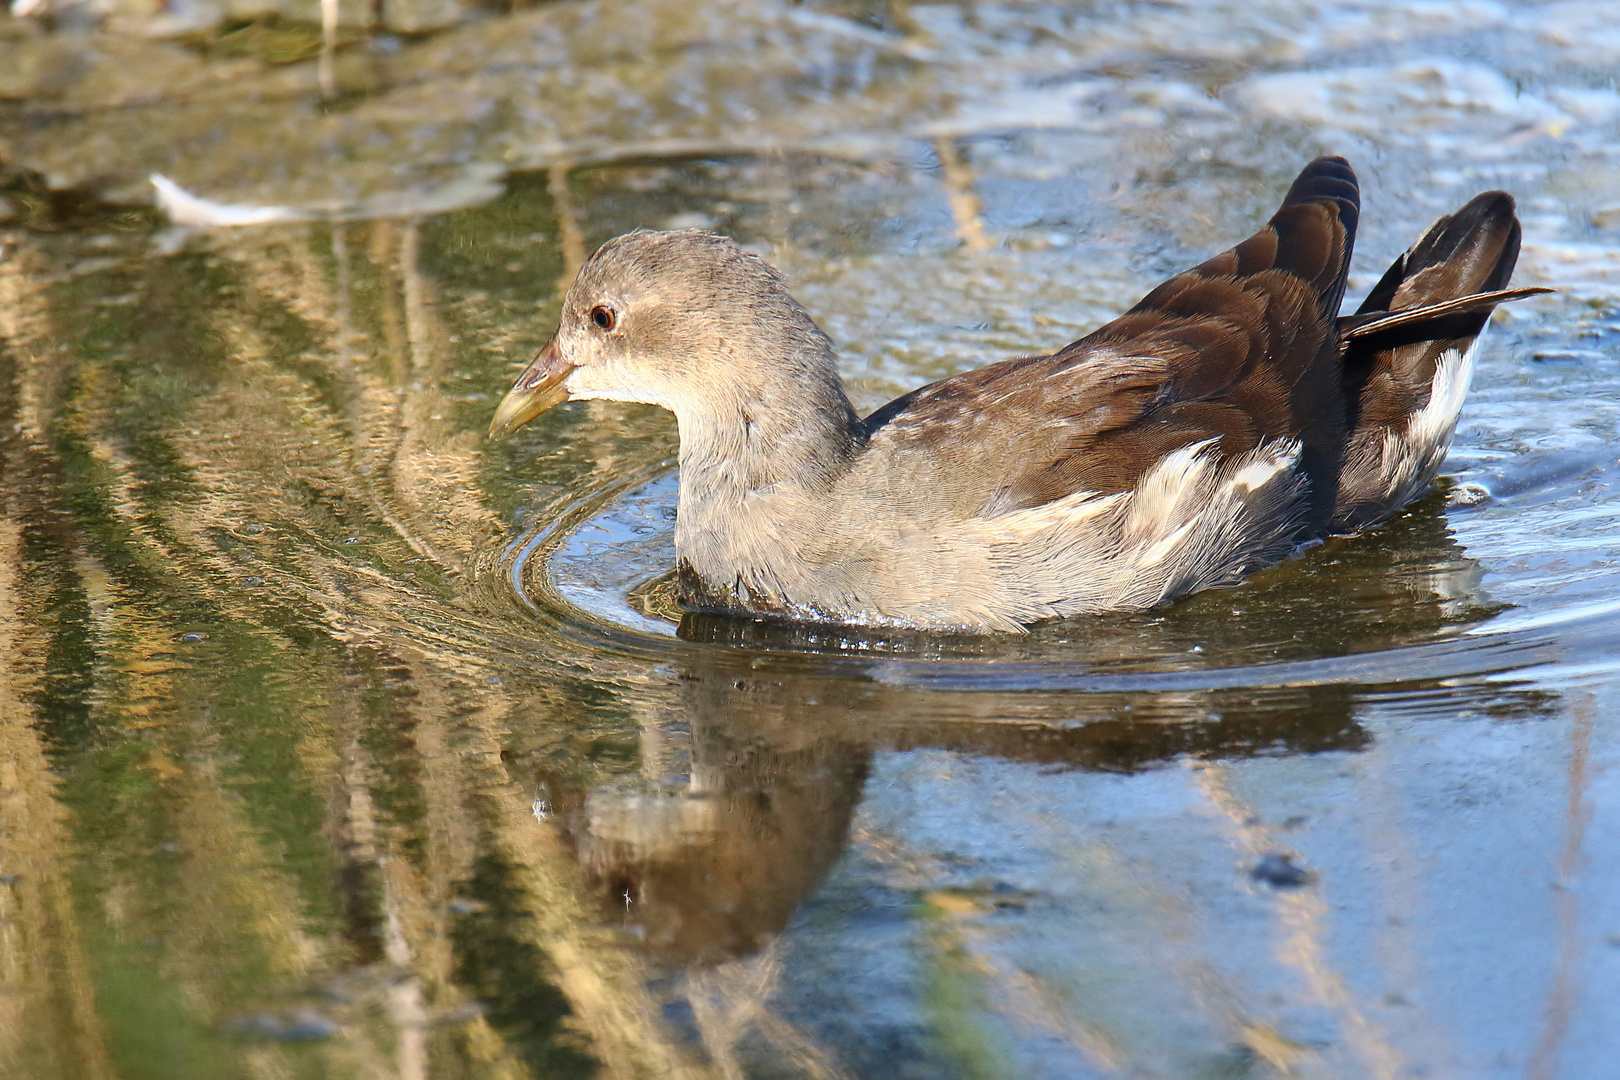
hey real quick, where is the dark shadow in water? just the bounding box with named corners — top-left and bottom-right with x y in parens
top-left (525, 499), bottom-right (1558, 966)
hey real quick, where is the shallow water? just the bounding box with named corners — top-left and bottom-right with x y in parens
top-left (3, 1), bottom-right (1620, 1077)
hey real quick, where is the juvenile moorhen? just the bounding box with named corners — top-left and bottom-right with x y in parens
top-left (490, 157), bottom-right (1545, 632)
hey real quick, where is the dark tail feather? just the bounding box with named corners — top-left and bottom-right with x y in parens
top-left (1356, 191), bottom-right (1520, 318)
top-left (1341, 191), bottom-right (1528, 425)
top-left (1331, 191), bottom-right (1541, 532)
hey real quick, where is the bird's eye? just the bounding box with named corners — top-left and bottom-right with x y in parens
top-left (589, 305), bottom-right (616, 331)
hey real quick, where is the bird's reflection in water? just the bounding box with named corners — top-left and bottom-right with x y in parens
top-left (564, 671), bottom-right (871, 964)
top-left (541, 499), bottom-right (1509, 967)
top-left (556, 667), bottom-right (1370, 966)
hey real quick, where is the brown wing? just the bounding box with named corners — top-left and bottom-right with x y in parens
top-left (862, 156), bottom-right (1360, 525)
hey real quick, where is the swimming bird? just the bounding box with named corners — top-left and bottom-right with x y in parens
top-left (489, 157), bottom-right (1546, 632)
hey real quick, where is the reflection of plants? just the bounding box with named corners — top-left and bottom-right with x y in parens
top-left (209, 18), bottom-right (358, 66)
top-left (1, 217), bottom-right (661, 1077)
top-left (452, 851), bottom-right (599, 1079)
top-left (916, 895), bottom-right (1016, 1080)
top-left (0, 164), bottom-right (161, 233)
top-left (30, 559), bottom-right (96, 754)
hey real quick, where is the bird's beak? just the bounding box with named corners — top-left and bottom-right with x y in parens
top-left (488, 336), bottom-right (574, 439)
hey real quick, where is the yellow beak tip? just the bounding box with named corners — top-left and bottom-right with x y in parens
top-left (489, 337), bottom-right (572, 440)
top-left (487, 384), bottom-right (569, 440)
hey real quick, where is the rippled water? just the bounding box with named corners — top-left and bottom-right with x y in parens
top-left (3, 1), bottom-right (1620, 1077)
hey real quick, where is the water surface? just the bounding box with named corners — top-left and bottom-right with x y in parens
top-left (3, 1), bottom-right (1620, 1077)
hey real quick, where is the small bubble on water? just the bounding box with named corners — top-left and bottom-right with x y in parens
top-left (344, 536), bottom-right (361, 544)
top-left (244, 576), bottom-right (264, 586)
top-left (181, 632), bottom-right (206, 643)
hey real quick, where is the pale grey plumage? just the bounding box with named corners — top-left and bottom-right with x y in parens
top-left (513, 231), bottom-right (1312, 632)
top-left (488, 158), bottom-right (1538, 633)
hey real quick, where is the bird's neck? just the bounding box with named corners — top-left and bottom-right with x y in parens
top-left (669, 338), bottom-right (863, 594)
top-left (673, 342), bottom-right (862, 501)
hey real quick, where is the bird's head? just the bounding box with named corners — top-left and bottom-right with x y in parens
top-left (488, 229), bottom-right (833, 439)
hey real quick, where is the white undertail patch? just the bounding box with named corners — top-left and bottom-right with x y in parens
top-left (1409, 344), bottom-right (1475, 455)
top-left (1334, 330), bottom-right (1484, 532)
